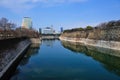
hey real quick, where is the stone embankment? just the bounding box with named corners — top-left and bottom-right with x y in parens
top-left (0, 39), bottom-right (31, 80)
top-left (60, 26), bottom-right (120, 50)
top-left (30, 38), bottom-right (41, 44)
top-left (41, 34), bottom-right (60, 40)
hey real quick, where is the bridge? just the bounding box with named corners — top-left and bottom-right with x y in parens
top-left (41, 34), bottom-right (60, 39)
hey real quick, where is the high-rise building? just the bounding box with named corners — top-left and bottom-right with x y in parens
top-left (21, 17), bottom-right (32, 29)
top-left (60, 27), bottom-right (63, 33)
top-left (39, 28), bottom-right (42, 34)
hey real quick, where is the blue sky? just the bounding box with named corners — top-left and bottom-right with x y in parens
top-left (0, 0), bottom-right (120, 31)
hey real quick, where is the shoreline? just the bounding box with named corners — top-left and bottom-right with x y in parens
top-left (0, 38), bottom-right (41, 80)
top-left (0, 39), bottom-right (31, 80)
top-left (59, 37), bottom-right (120, 51)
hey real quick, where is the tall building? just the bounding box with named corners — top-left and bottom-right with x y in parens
top-left (39, 28), bottom-right (42, 34)
top-left (60, 27), bottom-right (63, 33)
top-left (21, 17), bottom-right (32, 29)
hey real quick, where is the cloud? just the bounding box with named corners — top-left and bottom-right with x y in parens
top-left (0, 0), bottom-right (87, 12)
top-left (0, 0), bottom-right (37, 12)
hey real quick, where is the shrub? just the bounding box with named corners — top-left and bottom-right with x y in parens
top-left (86, 26), bottom-right (93, 30)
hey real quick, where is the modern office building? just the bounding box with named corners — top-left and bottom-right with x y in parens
top-left (42, 27), bottom-right (55, 34)
top-left (39, 28), bottom-right (42, 34)
top-left (21, 17), bottom-right (32, 29)
top-left (60, 27), bottom-right (63, 33)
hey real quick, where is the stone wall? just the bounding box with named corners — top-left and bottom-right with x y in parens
top-left (60, 27), bottom-right (120, 50)
top-left (30, 38), bottom-right (41, 44)
top-left (61, 27), bottom-right (120, 41)
top-left (0, 39), bottom-right (31, 80)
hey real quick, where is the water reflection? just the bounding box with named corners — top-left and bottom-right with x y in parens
top-left (61, 41), bottom-right (120, 76)
top-left (20, 43), bottom-right (40, 66)
top-left (10, 43), bottom-right (40, 80)
top-left (41, 39), bottom-right (57, 47)
top-left (10, 40), bottom-right (120, 80)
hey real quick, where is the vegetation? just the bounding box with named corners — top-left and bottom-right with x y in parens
top-left (63, 27), bottom-right (84, 33)
top-left (0, 17), bottom-right (39, 39)
top-left (86, 26), bottom-right (93, 30)
top-left (0, 17), bottom-right (16, 30)
top-left (96, 20), bottom-right (120, 29)
top-left (63, 19), bottom-right (120, 33)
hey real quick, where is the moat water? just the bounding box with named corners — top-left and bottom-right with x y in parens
top-left (10, 40), bottom-right (120, 80)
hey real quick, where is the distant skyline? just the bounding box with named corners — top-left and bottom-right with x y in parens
top-left (0, 0), bottom-right (120, 31)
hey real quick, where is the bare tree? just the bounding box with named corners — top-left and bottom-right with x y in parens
top-left (0, 17), bottom-right (8, 30)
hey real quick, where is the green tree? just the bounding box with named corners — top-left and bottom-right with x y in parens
top-left (79, 27), bottom-right (84, 31)
top-left (86, 26), bottom-right (93, 30)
